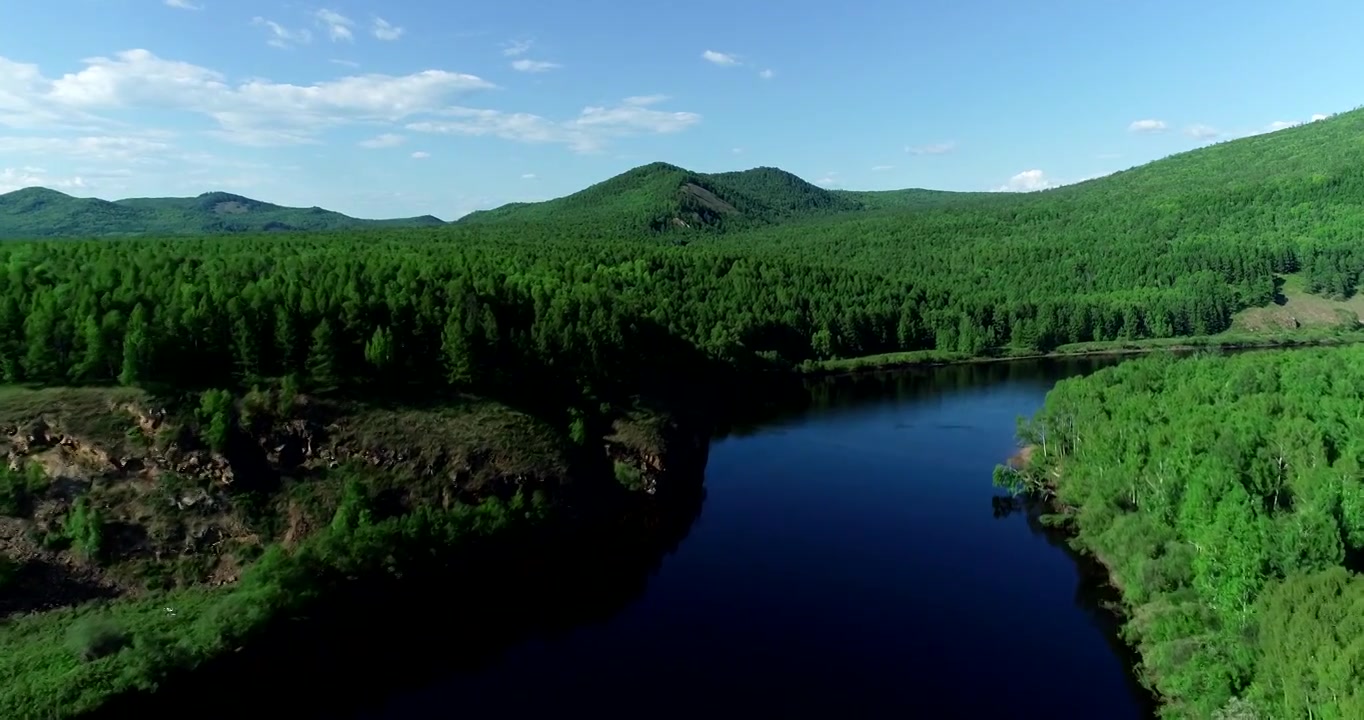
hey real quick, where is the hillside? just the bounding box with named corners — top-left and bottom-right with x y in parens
top-left (0, 188), bottom-right (447, 239)
top-left (457, 162), bottom-right (994, 233)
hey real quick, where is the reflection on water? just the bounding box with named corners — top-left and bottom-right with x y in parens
top-left (100, 355), bottom-right (1166, 719)
top-left (361, 356), bottom-right (1156, 719)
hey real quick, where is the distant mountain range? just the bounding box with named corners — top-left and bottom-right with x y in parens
top-left (0, 188), bottom-right (448, 239)
top-left (8, 107), bottom-right (1347, 241)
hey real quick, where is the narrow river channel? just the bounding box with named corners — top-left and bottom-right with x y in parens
top-left (359, 357), bottom-right (1156, 719)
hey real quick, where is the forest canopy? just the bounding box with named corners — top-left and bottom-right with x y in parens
top-left (1007, 346), bottom-right (1364, 719)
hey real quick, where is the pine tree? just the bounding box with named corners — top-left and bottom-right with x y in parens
top-left (119, 304), bottom-right (152, 387)
top-left (306, 319), bottom-right (338, 390)
top-left (364, 325), bottom-right (394, 372)
top-left (71, 314), bottom-right (108, 383)
top-left (441, 315), bottom-right (475, 388)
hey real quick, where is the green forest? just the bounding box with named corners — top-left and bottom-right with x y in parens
top-left (0, 188), bottom-right (446, 239)
top-left (1002, 347), bottom-right (1364, 719)
top-left (3, 105), bottom-right (1364, 717)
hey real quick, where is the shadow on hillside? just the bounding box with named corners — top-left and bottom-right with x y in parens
top-left (0, 560), bottom-right (119, 618)
top-left (88, 477), bottom-right (707, 720)
top-left (1273, 276), bottom-right (1288, 306)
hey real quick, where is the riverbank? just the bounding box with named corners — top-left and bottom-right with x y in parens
top-left (997, 444), bottom-right (1155, 703)
top-left (799, 326), bottom-right (1364, 378)
top-left (0, 384), bottom-right (709, 718)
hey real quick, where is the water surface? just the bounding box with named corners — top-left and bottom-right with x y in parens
top-left (363, 358), bottom-right (1154, 719)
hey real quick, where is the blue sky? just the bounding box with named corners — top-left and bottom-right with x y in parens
top-left (1, 0), bottom-right (1360, 219)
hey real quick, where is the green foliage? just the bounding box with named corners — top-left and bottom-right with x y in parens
top-left (64, 497), bottom-right (106, 563)
top-left (196, 389), bottom-right (235, 453)
top-left (0, 187), bottom-right (446, 239)
top-left (613, 460), bottom-right (646, 491)
top-left (1015, 345), bottom-right (1364, 717)
top-left (0, 461), bottom-right (47, 517)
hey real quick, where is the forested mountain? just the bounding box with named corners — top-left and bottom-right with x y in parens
top-left (0, 187), bottom-right (447, 239)
top-left (457, 162), bottom-right (985, 233)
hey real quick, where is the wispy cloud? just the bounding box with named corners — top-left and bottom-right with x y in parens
top-left (164, 0), bottom-right (202, 9)
top-left (503, 39), bottom-right (533, 57)
top-left (758, 69), bottom-right (774, 79)
top-left (906, 141), bottom-right (955, 155)
top-left (1184, 124), bottom-right (1221, 140)
top-left (1312, 113), bottom-right (1329, 121)
top-left (871, 165), bottom-right (893, 171)
top-left (315, 9), bottom-right (355, 42)
top-left (373, 18), bottom-right (403, 41)
top-left (410, 151), bottom-right (429, 159)
top-left (521, 173), bottom-right (536, 179)
top-left (407, 96), bottom-right (702, 153)
top-left (1128, 119), bottom-right (1167, 133)
top-left (623, 94), bottom-right (669, 106)
top-left (330, 59), bottom-right (360, 68)
top-left (1266, 119), bottom-right (1299, 132)
top-left (359, 133), bottom-right (405, 149)
top-left (511, 59), bottom-right (561, 73)
top-left (253, 17), bottom-right (312, 48)
top-left (702, 50), bottom-right (740, 66)
top-left (0, 167), bottom-right (89, 194)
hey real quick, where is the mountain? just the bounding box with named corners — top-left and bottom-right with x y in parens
top-left (0, 188), bottom-right (447, 239)
top-left (458, 162), bottom-right (997, 233)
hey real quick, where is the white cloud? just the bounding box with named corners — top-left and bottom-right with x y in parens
top-left (871, 165), bottom-right (893, 171)
top-left (164, 0), bottom-right (202, 9)
top-left (253, 17), bottom-right (312, 49)
top-left (1311, 113), bottom-right (1328, 121)
top-left (315, 9), bottom-right (355, 42)
top-left (330, 59), bottom-right (360, 68)
top-left (503, 40), bottom-right (534, 57)
top-left (407, 96), bottom-right (702, 153)
top-left (702, 50), bottom-right (740, 66)
top-left (373, 18), bottom-right (404, 41)
top-left (758, 69), bottom-right (774, 79)
top-left (511, 59), bottom-right (561, 73)
top-left (731, 147), bottom-right (743, 154)
top-left (410, 151), bottom-right (429, 159)
top-left (814, 175), bottom-right (842, 187)
top-left (0, 135), bottom-right (172, 161)
top-left (2, 49), bottom-right (494, 146)
top-left (0, 167), bottom-right (88, 194)
top-left (906, 141), bottom-right (955, 155)
top-left (359, 133), bottom-right (405, 149)
top-left (521, 173), bottom-right (536, 179)
top-left (1128, 119), bottom-right (1167, 133)
top-left (1266, 120), bottom-right (1299, 132)
top-left (1184, 124), bottom-right (1221, 140)
top-left (623, 94), bottom-right (669, 106)
top-left (995, 169), bottom-right (1054, 192)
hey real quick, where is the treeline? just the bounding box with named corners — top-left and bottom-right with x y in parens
top-left (1006, 347), bottom-right (1364, 718)
top-left (0, 223), bottom-right (1306, 412)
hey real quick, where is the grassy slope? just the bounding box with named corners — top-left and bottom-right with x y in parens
top-left (0, 188), bottom-right (447, 239)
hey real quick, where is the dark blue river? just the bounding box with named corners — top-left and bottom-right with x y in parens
top-left (363, 358), bottom-right (1154, 719)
